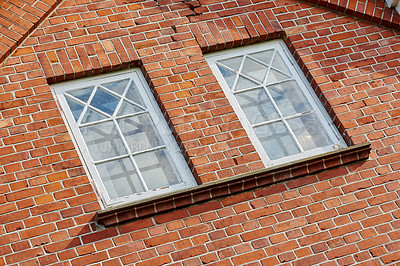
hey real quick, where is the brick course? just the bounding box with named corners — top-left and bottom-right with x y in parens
top-left (0, 0), bottom-right (400, 265)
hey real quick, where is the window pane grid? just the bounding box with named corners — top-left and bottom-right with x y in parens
top-left (99, 84), bottom-right (127, 117)
top-left (223, 50), bottom-right (309, 159)
top-left (91, 144), bottom-right (168, 165)
top-left (75, 79), bottom-right (168, 194)
top-left (208, 40), bottom-right (345, 164)
top-left (233, 69), bottom-right (313, 156)
top-left (251, 110), bottom-right (313, 128)
top-left (232, 55), bottom-right (245, 91)
top-left (128, 155), bottom-right (149, 191)
top-left (281, 117), bottom-right (304, 153)
top-left (77, 84), bottom-right (99, 124)
top-left (111, 118), bottom-right (149, 192)
top-left (249, 49), bottom-right (275, 84)
top-left (77, 110), bottom-right (148, 127)
top-left (53, 70), bottom-right (195, 206)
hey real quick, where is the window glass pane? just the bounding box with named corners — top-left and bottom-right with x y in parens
top-left (268, 81), bottom-right (312, 116)
top-left (66, 86), bottom-right (94, 103)
top-left (242, 57), bottom-right (268, 82)
top-left (272, 53), bottom-right (290, 75)
top-left (125, 81), bottom-right (145, 107)
top-left (235, 76), bottom-right (259, 91)
top-left (117, 113), bottom-right (163, 153)
top-left (248, 49), bottom-right (274, 65)
top-left (80, 121), bottom-right (127, 161)
top-left (117, 100), bottom-right (144, 116)
top-left (81, 108), bottom-right (108, 123)
top-left (266, 69), bottom-right (291, 84)
top-left (101, 79), bottom-right (130, 95)
top-left (217, 65), bottom-right (236, 89)
top-left (97, 158), bottom-right (144, 199)
top-left (235, 88), bottom-right (279, 124)
top-left (65, 97), bottom-right (84, 122)
top-left (254, 122), bottom-right (300, 160)
top-left (135, 149), bottom-right (179, 190)
top-left (287, 114), bottom-right (330, 151)
top-left (217, 56), bottom-right (243, 71)
top-left (90, 88), bottom-right (120, 116)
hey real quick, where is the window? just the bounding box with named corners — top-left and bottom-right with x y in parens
top-left (52, 70), bottom-right (195, 207)
top-left (206, 40), bottom-right (346, 167)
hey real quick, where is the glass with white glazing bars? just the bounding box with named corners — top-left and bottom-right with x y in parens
top-left (52, 70), bottom-right (195, 207)
top-left (207, 40), bottom-right (346, 166)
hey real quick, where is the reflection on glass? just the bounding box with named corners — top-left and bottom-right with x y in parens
top-left (97, 158), bottom-right (144, 199)
top-left (82, 108), bottom-right (107, 124)
top-left (117, 100), bottom-right (143, 116)
top-left (66, 97), bottom-right (84, 122)
top-left (90, 88), bottom-right (120, 115)
top-left (217, 56), bottom-right (243, 71)
top-left (268, 81), bottom-right (311, 116)
top-left (235, 76), bottom-right (259, 91)
top-left (117, 113), bottom-right (163, 153)
top-left (235, 88), bottom-right (279, 124)
top-left (80, 121), bottom-right (127, 161)
top-left (266, 69), bottom-right (290, 84)
top-left (125, 81), bottom-right (145, 107)
top-left (272, 53), bottom-right (290, 75)
top-left (254, 122), bottom-right (299, 160)
top-left (135, 149), bottom-right (178, 190)
top-left (249, 49), bottom-right (274, 65)
top-left (287, 114), bottom-right (330, 151)
top-left (67, 86), bottom-right (94, 103)
top-left (81, 108), bottom-right (108, 123)
top-left (101, 79), bottom-right (129, 95)
top-left (242, 57), bottom-right (268, 82)
top-left (217, 65), bottom-right (236, 89)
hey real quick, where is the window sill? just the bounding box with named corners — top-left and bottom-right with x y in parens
top-left (95, 142), bottom-right (371, 227)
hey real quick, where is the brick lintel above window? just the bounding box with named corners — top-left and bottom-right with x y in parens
top-left (96, 142), bottom-right (371, 228)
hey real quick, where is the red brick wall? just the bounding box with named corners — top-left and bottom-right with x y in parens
top-left (0, 0), bottom-right (62, 64)
top-left (0, 0), bottom-right (400, 265)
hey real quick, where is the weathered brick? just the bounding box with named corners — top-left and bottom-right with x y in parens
top-left (144, 232), bottom-right (180, 247)
top-left (171, 245), bottom-right (207, 261)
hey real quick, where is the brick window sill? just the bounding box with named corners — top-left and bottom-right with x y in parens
top-left (95, 142), bottom-right (371, 227)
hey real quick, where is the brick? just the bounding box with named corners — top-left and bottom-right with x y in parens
top-left (330, 223), bottom-right (362, 238)
top-left (306, 209), bottom-right (338, 223)
top-left (326, 244), bottom-right (358, 260)
top-left (361, 213), bottom-right (392, 228)
top-left (81, 228), bottom-right (118, 244)
top-left (5, 247), bottom-right (44, 264)
top-left (179, 224), bottom-right (213, 238)
top-left (382, 251), bottom-right (400, 264)
top-left (298, 232), bottom-right (331, 246)
top-left (265, 240), bottom-right (299, 256)
top-left (337, 201), bottom-right (368, 215)
top-left (232, 250), bottom-right (266, 265)
top-left (20, 223), bottom-right (56, 239)
top-left (144, 232), bottom-right (180, 247)
top-left (171, 245), bottom-right (207, 261)
top-left (136, 255), bottom-right (171, 266)
top-left (240, 227), bottom-right (274, 241)
top-left (358, 235), bottom-right (390, 250)
top-left (71, 251), bottom-right (109, 266)
top-left (274, 218), bottom-right (307, 233)
top-left (207, 236), bottom-right (241, 251)
top-left (109, 242), bottom-right (144, 258)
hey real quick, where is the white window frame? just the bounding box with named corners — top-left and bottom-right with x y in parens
top-left (206, 39), bottom-right (346, 167)
top-left (51, 69), bottom-right (196, 208)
